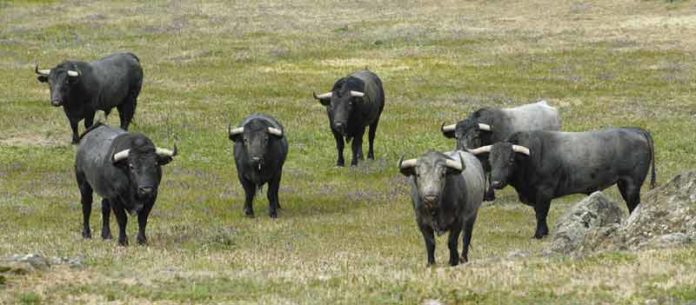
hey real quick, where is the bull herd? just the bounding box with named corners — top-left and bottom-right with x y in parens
top-left (33, 52), bottom-right (657, 266)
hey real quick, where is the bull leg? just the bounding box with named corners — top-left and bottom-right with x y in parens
top-left (367, 119), bottom-right (379, 160)
top-left (69, 119), bottom-right (80, 144)
top-left (267, 173), bottom-right (282, 218)
top-left (117, 101), bottom-right (135, 131)
top-left (350, 130), bottom-right (365, 166)
top-left (447, 222), bottom-right (463, 266)
top-left (112, 202), bottom-right (129, 246)
top-left (419, 223), bottom-right (436, 266)
top-left (461, 215), bottom-right (477, 263)
top-left (101, 199), bottom-right (112, 240)
top-left (533, 195), bottom-right (552, 239)
top-left (618, 179), bottom-right (641, 214)
top-left (240, 178), bottom-right (256, 217)
top-left (77, 174), bottom-right (93, 239)
top-left (484, 172), bottom-right (496, 201)
top-left (136, 200), bottom-right (154, 245)
top-left (84, 111), bottom-right (95, 130)
top-left (332, 131), bottom-right (345, 167)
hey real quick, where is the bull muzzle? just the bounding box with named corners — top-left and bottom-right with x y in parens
top-left (334, 122), bottom-right (346, 135)
top-left (491, 180), bottom-right (505, 189)
top-left (51, 99), bottom-right (63, 107)
top-left (137, 186), bottom-right (155, 197)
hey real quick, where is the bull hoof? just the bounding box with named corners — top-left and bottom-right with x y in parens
top-left (269, 212), bottom-right (278, 218)
top-left (101, 230), bottom-right (112, 240)
top-left (71, 139), bottom-right (79, 145)
top-left (367, 153), bottom-right (374, 160)
top-left (118, 238), bottom-right (129, 246)
top-left (336, 161), bottom-right (345, 167)
top-left (483, 191), bottom-right (496, 202)
top-left (449, 259), bottom-right (459, 266)
top-left (533, 232), bottom-right (548, 239)
top-left (82, 230), bottom-right (92, 239)
top-left (460, 255), bottom-right (469, 264)
top-left (244, 211), bottom-right (255, 218)
top-left (137, 236), bottom-right (147, 245)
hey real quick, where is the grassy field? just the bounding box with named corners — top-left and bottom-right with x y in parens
top-left (1, 0), bottom-right (696, 304)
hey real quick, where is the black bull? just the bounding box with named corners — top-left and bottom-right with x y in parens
top-left (75, 123), bottom-right (176, 246)
top-left (35, 52), bottom-right (143, 144)
top-left (313, 70), bottom-right (385, 166)
top-left (229, 114), bottom-right (288, 218)
top-left (471, 128), bottom-right (656, 239)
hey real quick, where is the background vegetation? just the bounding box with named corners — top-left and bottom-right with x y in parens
top-left (1, 0), bottom-right (695, 304)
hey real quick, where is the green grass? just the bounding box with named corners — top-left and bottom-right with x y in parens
top-left (1, 0), bottom-right (696, 304)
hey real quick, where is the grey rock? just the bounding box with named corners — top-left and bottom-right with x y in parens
top-left (548, 191), bottom-right (625, 254)
top-left (578, 171), bottom-right (696, 253)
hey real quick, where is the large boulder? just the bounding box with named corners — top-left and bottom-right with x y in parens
top-left (578, 171), bottom-right (696, 253)
top-left (548, 191), bottom-right (625, 254)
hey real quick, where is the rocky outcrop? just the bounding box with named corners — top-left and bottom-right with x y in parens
top-left (548, 191), bottom-right (625, 254)
top-left (551, 171), bottom-right (696, 255)
top-left (580, 171), bottom-right (696, 252)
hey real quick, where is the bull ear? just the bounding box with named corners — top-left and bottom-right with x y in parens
top-left (441, 123), bottom-right (456, 139)
top-left (112, 149), bottom-right (130, 167)
top-left (37, 75), bottom-right (48, 83)
top-left (445, 156), bottom-right (465, 175)
top-left (398, 156), bottom-right (417, 177)
top-left (157, 156), bottom-right (173, 166)
top-left (313, 92), bottom-right (332, 106)
top-left (228, 125), bottom-right (244, 142)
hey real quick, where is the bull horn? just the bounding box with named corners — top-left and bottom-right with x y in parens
top-left (441, 123), bottom-right (456, 133)
top-left (350, 91), bottom-right (365, 97)
top-left (512, 145), bottom-right (530, 156)
top-left (156, 145), bottom-right (177, 157)
top-left (113, 149), bottom-right (130, 162)
top-left (478, 123), bottom-right (491, 131)
top-left (229, 126), bottom-right (244, 136)
top-left (398, 157), bottom-right (417, 169)
top-left (313, 92), bottom-right (332, 99)
top-left (468, 145), bottom-right (492, 155)
top-left (445, 158), bottom-right (463, 171)
top-left (67, 70), bottom-right (80, 77)
top-left (34, 65), bottom-right (50, 76)
top-left (267, 127), bottom-right (283, 136)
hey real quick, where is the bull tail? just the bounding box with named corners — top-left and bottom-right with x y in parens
top-left (643, 129), bottom-right (657, 189)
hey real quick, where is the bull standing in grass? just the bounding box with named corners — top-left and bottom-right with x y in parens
top-left (441, 101), bottom-right (561, 201)
top-left (75, 123), bottom-right (176, 246)
top-left (313, 70), bottom-right (385, 167)
top-left (399, 151), bottom-right (485, 266)
top-left (35, 52), bottom-right (143, 144)
top-left (470, 128), bottom-right (656, 239)
top-left (228, 114), bottom-right (288, 218)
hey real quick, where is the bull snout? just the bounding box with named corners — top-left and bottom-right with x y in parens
top-left (491, 180), bottom-right (505, 189)
top-left (422, 194), bottom-right (439, 207)
top-left (137, 186), bottom-right (155, 197)
top-left (334, 122), bottom-right (346, 134)
top-left (51, 99), bottom-right (63, 107)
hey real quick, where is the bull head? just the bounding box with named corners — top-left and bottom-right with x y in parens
top-left (35, 64), bottom-right (81, 106)
top-left (486, 142), bottom-right (530, 189)
top-left (314, 90), bottom-right (365, 135)
top-left (112, 136), bottom-right (177, 200)
top-left (228, 122), bottom-right (283, 169)
top-left (399, 151), bottom-right (466, 210)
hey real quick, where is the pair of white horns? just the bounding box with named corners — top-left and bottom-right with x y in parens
top-left (312, 91), bottom-right (364, 99)
top-left (34, 65), bottom-right (79, 77)
top-left (467, 145), bottom-right (530, 156)
top-left (113, 146), bottom-right (178, 162)
top-left (399, 154), bottom-right (464, 171)
top-left (229, 126), bottom-right (283, 137)
top-left (441, 123), bottom-right (491, 132)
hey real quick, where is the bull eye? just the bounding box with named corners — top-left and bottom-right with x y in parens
top-left (128, 163), bottom-right (135, 170)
